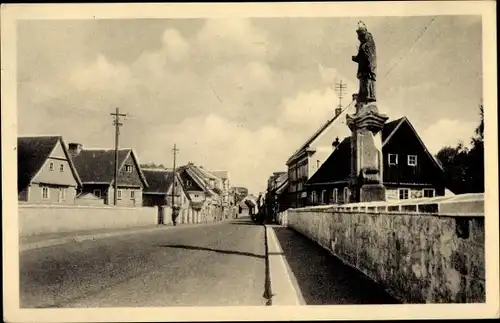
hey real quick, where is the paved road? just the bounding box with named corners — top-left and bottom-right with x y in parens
top-left (20, 218), bottom-right (266, 308)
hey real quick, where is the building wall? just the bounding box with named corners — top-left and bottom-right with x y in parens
top-left (107, 186), bottom-right (143, 207)
top-left (117, 153), bottom-right (144, 187)
top-left (31, 141), bottom-right (79, 188)
top-left (383, 121), bottom-right (445, 192)
top-left (23, 183), bottom-right (78, 205)
top-left (19, 204), bottom-right (158, 237)
top-left (279, 196), bottom-right (485, 303)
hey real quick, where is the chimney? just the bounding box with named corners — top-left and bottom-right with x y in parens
top-left (68, 143), bottom-right (83, 157)
top-left (332, 137), bottom-right (340, 149)
top-left (335, 107), bottom-right (342, 117)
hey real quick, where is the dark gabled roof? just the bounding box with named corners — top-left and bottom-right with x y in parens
top-left (286, 102), bottom-right (355, 165)
top-left (142, 169), bottom-right (174, 194)
top-left (307, 136), bottom-right (352, 185)
top-left (17, 136), bottom-right (82, 192)
top-left (382, 117), bottom-right (404, 142)
top-left (71, 149), bottom-right (148, 187)
top-left (307, 116), bottom-right (443, 185)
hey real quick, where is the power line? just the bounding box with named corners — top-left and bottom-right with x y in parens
top-left (382, 17), bottom-right (436, 80)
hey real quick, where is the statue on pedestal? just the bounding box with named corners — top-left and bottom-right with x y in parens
top-left (352, 21), bottom-right (377, 104)
top-left (346, 21), bottom-right (387, 203)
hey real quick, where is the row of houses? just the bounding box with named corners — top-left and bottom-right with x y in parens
top-left (17, 135), bottom-right (237, 222)
top-left (264, 107), bottom-right (452, 220)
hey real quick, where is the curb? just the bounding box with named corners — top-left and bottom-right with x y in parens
top-left (20, 221), bottom-right (227, 252)
top-left (264, 225), bottom-right (305, 306)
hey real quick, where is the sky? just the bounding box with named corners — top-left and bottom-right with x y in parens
top-left (17, 15), bottom-right (483, 194)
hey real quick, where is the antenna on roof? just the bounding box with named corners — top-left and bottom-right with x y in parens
top-left (334, 80), bottom-right (348, 116)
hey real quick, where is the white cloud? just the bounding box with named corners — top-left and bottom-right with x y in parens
top-left (69, 55), bottom-right (131, 94)
top-left (420, 118), bottom-right (477, 154)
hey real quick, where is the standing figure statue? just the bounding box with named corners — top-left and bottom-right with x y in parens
top-left (352, 21), bottom-right (377, 103)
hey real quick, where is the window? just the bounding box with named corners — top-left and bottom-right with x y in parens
top-left (124, 165), bottom-right (132, 172)
top-left (399, 188), bottom-right (410, 200)
top-left (42, 186), bottom-right (49, 199)
top-left (59, 164), bottom-right (64, 172)
top-left (49, 162), bottom-right (54, 171)
top-left (59, 188), bottom-right (66, 201)
top-left (311, 191), bottom-right (316, 203)
top-left (332, 188), bottom-right (338, 204)
top-left (343, 187), bottom-right (349, 203)
top-left (94, 189), bottom-right (102, 198)
top-left (130, 190), bottom-right (135, 199)
top-left (388, 154), bottom-right (398, 166)
top-left (423, 188), bottom-right (435, 198)
top-left (408, 155), bottom-right (418, 166)
top-left (186, 180), bottom-right (192, 188)
top-left (321, 190), bottom-right (326, 204)
top-left (117, 190), bottom-right (122, 199)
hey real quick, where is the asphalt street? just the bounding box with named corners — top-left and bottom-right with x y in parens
top-left (20, 218), bottom-right (266, 308)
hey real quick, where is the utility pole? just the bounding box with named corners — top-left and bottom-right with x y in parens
top-left (335, 79), bottom-right (348, 110)
top-left (171, 144), bottom-right (179, 225)
top-left (110, 108), bottom-right (126, 206)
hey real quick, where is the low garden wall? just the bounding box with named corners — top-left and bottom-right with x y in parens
top-left (278, 193), bottom-right (485, 303)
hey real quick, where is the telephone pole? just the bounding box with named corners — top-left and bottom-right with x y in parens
top-left (334, 79), bottom-right (348, 110)
top-left (110, 108), bottom-right (126, 206)
top-left (171, 144), bottom-right (179, 224)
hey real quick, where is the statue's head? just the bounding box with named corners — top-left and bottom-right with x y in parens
top-left (356, 21), bottom-right (368, 42)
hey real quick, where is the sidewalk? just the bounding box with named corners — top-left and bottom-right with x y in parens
top-left (270, 225), bottom-right (401, 305)
top-left (19, 221), bottom-right (227, 252)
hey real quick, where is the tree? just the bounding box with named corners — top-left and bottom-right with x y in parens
top-left (435, 104), bottom-right (484, 194)
top-left (140, 162), bottom-right (166, 169)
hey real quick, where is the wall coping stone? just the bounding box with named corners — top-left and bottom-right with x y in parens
top-left (291, 193), bottom-right (484, 217)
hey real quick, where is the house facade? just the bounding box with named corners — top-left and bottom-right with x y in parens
top-left (286, 106), bottom-right (352, 208)
top-left (69, 143), bottom-right (148, 207)
top-left (265, 172), bottom-right (288, 221)
top-left (178, 163), bottom-right (223, 222)
top-left (17, 136), bottom-right (82, 204)
top-left (142, 169), bottom-right (191, 208)
top-left (305, 117), bottom-right (446, 205)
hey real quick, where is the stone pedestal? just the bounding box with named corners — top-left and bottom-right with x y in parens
top-left (346, 100), bottom-right (389, 203)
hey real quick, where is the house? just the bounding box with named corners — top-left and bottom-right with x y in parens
top-left (17, 136), bottom-right (82, 204)
top-left (305, 117), bottom-right (446, 205)
top-left (286, 105), bottom-right (353, 208)
top-left (265, 172), bottom-right (288, 221)
top-left (275, 178), bottom-right (290, 212)
top-left (68, 143), bottom-right (148, 206)
top-left (142, 168), bottom-right (192, 223)
top-left (209, 170), bottom-right (230, 205)
top-left (177, 163), bottom-right (222, 222)
top-left (142, 169), bottom-right (190, 208)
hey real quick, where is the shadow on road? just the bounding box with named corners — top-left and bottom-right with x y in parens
top-left (158, 244), bottom-right (265, 259)
top-left (273, 227), bottom-right (401, 305)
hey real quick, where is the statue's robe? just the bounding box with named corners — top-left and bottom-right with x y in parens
top-left (353, 32), bottom-right (377, 102)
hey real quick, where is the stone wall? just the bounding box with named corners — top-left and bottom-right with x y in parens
top-left (278, 194), bottom-right (485, 303)
top-left (19, 204), bottom-right (159, 237)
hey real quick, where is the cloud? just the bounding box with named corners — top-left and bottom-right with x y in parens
top-left (16, 17), bottom-right (483, 193)
top-left (420, 118), bottom-right (477, 154)
top-left (134, 114), bottom-right (301, 192)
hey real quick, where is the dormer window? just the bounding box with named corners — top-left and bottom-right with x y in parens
top-left (388, 154), bottom-right (398, 166)
top-left (408, 155), bottom-right (417, 167)
top-left (124, 165), bottom-right (132, 173)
